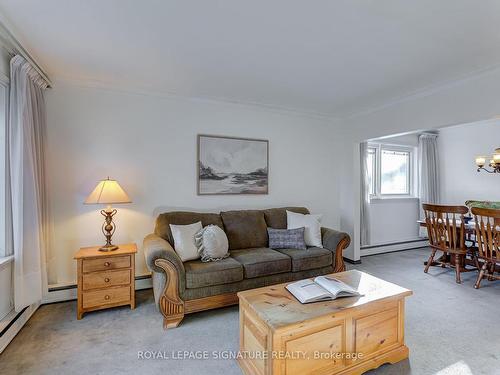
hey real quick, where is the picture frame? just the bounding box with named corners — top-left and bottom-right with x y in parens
top-left (197, 134), bottom-right (269, 195)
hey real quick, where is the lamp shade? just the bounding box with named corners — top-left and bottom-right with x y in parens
top-left (493, 148), bottom-right (500, 163)
top-left (84, 178), bottom-right (131, 205)
top-left (475, 156), bottom-right (486, 167)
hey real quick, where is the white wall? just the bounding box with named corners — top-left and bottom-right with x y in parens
top-left (439, 119), bottom-right (500, 205)
top-left (340, 66), bottom-right (500, 261)
top-left (368, 199), bottom-right (420, 246)
top-left (45, 81), bottom-right (342, 285)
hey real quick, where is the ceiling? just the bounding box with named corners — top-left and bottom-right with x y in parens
top-left (1, 0), bottom-right (500, 118)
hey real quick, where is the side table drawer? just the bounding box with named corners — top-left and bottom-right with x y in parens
top-left (82, 286), bottom-right (131, 309)
top-left (82, 255), bottom-right (130, 273)
top-left (82, 269), bottom-right (131, 291)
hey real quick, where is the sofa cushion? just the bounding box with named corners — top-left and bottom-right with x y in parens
top-left (220, 210), bottom-right (268, 250)
top-left (230, 248), bottom-right (291, 278)
top-left (275, 247), bottom-right (332, 272)
top-left (155, 211), bottom-right (223, 245)
top-left (184, 257), bottom-right (243, 288)
top-left (262, 207), bottom-right (310, 229)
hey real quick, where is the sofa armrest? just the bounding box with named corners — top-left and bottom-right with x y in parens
top-left (321, 227), bottom-right (351, 273)
top-left (144, 233), bottom-right (185, 275)
top-left (143, 233), bottom-right (186, 329)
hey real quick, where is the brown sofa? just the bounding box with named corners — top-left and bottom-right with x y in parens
top-left (144, 207), bottom-right (350, 328)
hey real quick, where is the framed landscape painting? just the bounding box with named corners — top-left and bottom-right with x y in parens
top-left (197, 135), bottom-right (269, 195)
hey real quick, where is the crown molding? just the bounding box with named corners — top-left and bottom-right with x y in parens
top-left (0, 11), bottom-right (52, 87)
top-left (52, 76), bottom-right (340, 122)
top-left (55, 60), bottom-right (500, 125)
top-left (342, 62), bottom-right (500, 121)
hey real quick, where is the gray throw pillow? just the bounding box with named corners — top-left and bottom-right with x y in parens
top-left (195, 225), bottom-right (230, 262)
top-left (267, 227), bottom-right (306, 250)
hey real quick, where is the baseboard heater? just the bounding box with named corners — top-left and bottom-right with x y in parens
top-left (343, 257), bottom-right (362, 265)
top-left (0, 303), bottom-right (39, 354)
top-left (361, 238), bottom-right (428, 256)
top-left (0, 306), bottom-right (27, 338)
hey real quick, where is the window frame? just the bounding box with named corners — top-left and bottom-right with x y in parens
top-left (366, 146), bottom-right (377, 196)
top-left (367, 142), bottom-right (416, 200)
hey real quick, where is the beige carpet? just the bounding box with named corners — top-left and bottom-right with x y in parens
top-left (1, 248), bottom-right (499, 375)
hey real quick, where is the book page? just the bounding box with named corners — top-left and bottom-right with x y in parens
top-left (314, 276), bottom-right (359, 298)
top-left (286, 279), bottom-right (332, 303)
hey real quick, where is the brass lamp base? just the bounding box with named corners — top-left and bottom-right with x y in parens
top-left (99, 207), bottom-right (119, 252)
top-left (99, 244), bottom-right (119, 252)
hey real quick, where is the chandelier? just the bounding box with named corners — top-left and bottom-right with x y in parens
top-left (475, 148), bottom-right (500, 173)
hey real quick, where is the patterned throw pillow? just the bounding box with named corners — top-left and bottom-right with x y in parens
top-left (195, 225), bottom-right (230, 262)
top-left (267, 227), bottom-right (307, 250)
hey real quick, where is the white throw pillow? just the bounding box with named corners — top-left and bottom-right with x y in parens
top-left (286, 210), bottom-right (323, 248)
top-left (169, 221), bottom-right (203, 261)
top-left (195, 225), bottom-right (229, 262)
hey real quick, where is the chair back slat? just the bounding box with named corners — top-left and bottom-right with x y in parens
top-left (472, 207), bottom-right (500, 261)
top-left (423, 204), bottom-right (468, 252)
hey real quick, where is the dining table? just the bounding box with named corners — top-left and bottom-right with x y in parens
top-left (417, 218), bottom-right (476, 234)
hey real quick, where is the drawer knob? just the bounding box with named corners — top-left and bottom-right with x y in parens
top-left (104, 262), bottom-right (110, 267)
top-left (104, 295), bottom-right (110, 300)
top-left (104, 278), bottom-right (110, 282)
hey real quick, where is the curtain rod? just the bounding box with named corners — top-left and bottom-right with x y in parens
top-left (0, 20), bottom-right (52, 88)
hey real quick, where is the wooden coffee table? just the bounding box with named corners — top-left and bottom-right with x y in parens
top-left (237, 270), bottom-right (412, 375)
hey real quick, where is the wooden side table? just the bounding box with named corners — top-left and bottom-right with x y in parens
top-left (74, 243), bottom-right (137, 319)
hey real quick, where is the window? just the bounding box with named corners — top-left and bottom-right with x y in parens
top-left (366, 143), bottom-right (415, 198)
top-left (380, 149), bottom-right (410, 195)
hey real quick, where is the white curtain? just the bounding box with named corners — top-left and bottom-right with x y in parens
top-left (360, 142), bottom-right (371, 246)
top-left (6, 55), bottom-right (50, 312)
top-left (418, 133), bottom-right (440, 236)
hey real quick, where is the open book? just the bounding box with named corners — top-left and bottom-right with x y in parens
top-left (286, 276), bottom-right (361, 304)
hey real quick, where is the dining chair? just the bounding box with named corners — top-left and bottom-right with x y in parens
top-left (422, 203), bottom-right (470, 283)
top-left (471, 207), bottom-right (500, 289)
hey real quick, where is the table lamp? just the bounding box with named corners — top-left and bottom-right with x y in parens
top-left (84, 177), bottom-right (131, 251)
